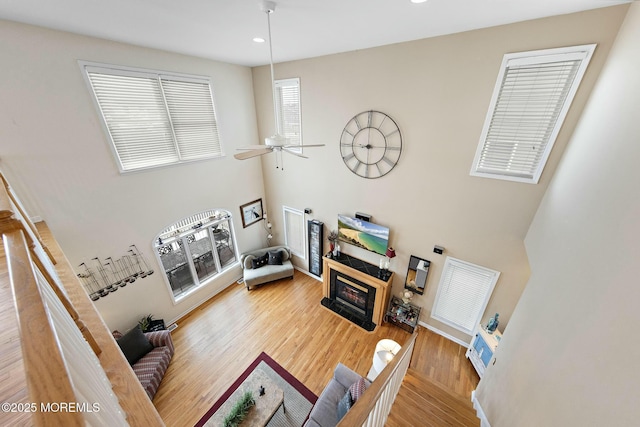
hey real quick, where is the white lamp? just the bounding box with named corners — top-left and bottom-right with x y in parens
top-left (367, 339), bottom-right (401, 381)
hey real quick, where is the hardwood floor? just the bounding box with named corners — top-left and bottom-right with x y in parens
top-left (0, 243), bottom-right (30, 427)
top-left (153, 270), bottom-right (479, 426)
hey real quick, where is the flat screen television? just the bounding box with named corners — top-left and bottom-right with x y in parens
top-left (337, 214), bottom-right (389, 256)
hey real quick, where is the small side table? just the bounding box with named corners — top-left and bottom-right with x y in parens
top-left (385, 296), bottom-right (421, 333)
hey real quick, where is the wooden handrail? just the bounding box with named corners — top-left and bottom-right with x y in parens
top-left (4, 229), bottom-right (84, 427)
top-left (0, 173), bottom-right (56, 264)
top-left (1, 169), bottom-right (165, 426)
top-left (338, 330), bottom-right (418, 426)
top-left (34, 222), bottom-right (165, 426)
top-left (1, 174), bottom-right (100, 355)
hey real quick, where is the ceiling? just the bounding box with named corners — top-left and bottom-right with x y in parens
top-left (0, 0), bottom-right (631, 67)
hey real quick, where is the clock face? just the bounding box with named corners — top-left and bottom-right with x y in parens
top-left (340, 110), bottom-right (402, 179)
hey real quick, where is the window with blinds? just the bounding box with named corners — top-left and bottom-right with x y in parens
top-left (274, 78), bottom-right (302, 150)
top-left (282, 206), bottom-right (305, 259)
top-left (431, 257), bottom-right (500, 335)
top-left (80, 61), bottom-right (223, 172)
top-left (471, 44), bottom-right (596, 184)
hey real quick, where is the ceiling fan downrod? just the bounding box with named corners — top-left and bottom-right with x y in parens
top-left (262, 1), bottom-right (280, 140)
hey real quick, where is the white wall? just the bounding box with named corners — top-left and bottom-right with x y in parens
top-left (251, 6), bottom-right (628, 342)
top-left (0, 20), bottom-right (267, 332)
top-left (475, 3), bottom-right (640, 425)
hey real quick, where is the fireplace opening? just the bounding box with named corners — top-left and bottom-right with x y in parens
top-left (336, 277), bottom-right (367, 315)
top-left (321, 270), bottom-right (377, 331)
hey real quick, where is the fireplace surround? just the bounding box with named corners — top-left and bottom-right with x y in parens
top-left (322, 253), bottom-right (393, 331)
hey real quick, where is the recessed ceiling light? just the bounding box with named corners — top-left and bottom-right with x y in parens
top-left (253, 37), bottom-right (265, 43)
top-left (411, 0), bottom-right (428, 3)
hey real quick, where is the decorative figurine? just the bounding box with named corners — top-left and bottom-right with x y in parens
top-left (401, 289), bottom-right (413, 305)
top-left (486, 313), bottom-right (499, 334)
top-left (259, 385), bottom-right (265, 396)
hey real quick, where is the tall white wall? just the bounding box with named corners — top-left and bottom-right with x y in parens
top-left (252, 7), bottom-right (627, 343)
top-left (475, 3), bottom-right (640, 425)
top-left (0, 20), bottom-right (266, 332)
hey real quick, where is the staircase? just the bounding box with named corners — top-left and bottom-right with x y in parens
top-left (386, 368), bottom-right (480, 427)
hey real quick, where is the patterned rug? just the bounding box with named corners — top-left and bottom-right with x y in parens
top-left (194, 352), bottom-right (317, 427)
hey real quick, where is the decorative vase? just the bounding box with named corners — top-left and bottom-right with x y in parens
top-left (333, 243), bottom-right (340, 257)
top-left (486, 313), bottom-right (499, 334)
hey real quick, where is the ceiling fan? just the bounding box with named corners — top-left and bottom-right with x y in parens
top-left (234, 0), bottom-right (324, 166)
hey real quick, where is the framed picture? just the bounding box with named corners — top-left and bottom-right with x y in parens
top-left (240, 198), bottom-right (264, 228)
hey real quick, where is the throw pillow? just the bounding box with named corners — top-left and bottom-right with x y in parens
top-left (349, 377), bottom-right (366, 402)
top-left (251, 253), bottom-right (269, 269)
top-left (267, 250), bottom-right (283, 265)
top-left (278, 247), bottom-right (290, 262)
top-left (116, 326), bottom-right (154, 366)
top-left (336, 389), bottom-right (352, 421)
top-left (243, 255), bottom-right (256, 270)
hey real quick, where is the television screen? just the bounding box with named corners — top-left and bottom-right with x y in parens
top-left (338, 215), bottom-right (389, 255)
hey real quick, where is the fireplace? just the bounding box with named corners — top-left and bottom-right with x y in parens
top-left (336, 277), bottom-right (369, 315)
top-left (322, 253), bottom-right (393, 332)
top-left (322, 270), bottom-right (377, 331)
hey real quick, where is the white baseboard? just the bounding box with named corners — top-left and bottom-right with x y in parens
top-left (293, 265), bottom-right (323, 282)
top-left (419, 321), bottom-right (470, 348)
top-left (471, 390), bottom-right (491, 427)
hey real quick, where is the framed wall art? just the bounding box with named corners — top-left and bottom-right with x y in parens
top-left (240, 198), bottom-right (263, 228)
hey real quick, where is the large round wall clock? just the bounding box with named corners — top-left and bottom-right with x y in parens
top-left (340, 110), bottom-right (402, 179)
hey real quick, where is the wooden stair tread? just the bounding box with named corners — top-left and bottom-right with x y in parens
top-left (405, 369), bottom-right (478, 423)
top-left (387, 368), bottom-right (479, 427)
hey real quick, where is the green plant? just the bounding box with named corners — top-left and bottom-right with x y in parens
top-left (138, 314), bottom-right (154, 332)
top-left (223, 391), bottom-right (255, 427)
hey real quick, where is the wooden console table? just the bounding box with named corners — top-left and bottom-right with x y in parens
top-left (323, 254), bottom-right (393, 328)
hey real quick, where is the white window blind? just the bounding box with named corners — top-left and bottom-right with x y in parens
top-left (275, 78), bottom-right (302, 148)
top-left (161, 78), bottom-right (223, 160)
top-left (431, 257), bottom-right (500, 335)
top-left (283, 206), bottom-right (305, 259)
top-left (81, 62), bottom-right (223, 172)
top-left (471, 44), bottom-right (596, 184)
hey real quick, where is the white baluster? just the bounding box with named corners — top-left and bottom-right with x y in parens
top-left (36, 267), bottom-right (128, 426)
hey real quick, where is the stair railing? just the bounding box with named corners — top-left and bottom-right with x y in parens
top-left (0, 171), bottom-right (164, 426)
top-left (338, 330), bottom-right (418, 427)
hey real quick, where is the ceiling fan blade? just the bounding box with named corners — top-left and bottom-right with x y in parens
top-left (236, 145), bottom-right (270, 151)
top-left (283, 144), bottom-right (325, 148)
top-left (234, 148), bottom-right (273, 160)
top-left (282, 147), bottom-right (309, 159)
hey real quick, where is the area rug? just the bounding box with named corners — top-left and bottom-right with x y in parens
top-left (195, 352), bottom-right (317, 427)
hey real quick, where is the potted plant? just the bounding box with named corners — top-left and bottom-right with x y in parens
top-left (139, 314), bottom-right (166, 332)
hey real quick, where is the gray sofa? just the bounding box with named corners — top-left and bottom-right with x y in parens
top-left (304, 363), bottom-right (369, 427)
top-left (240, 245), bottom-right (294, 290)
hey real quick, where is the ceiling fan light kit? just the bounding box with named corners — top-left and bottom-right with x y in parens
top-left (234, 0), bottom-right (324, 168)
top-left (265, 134), bottom-right (287, 146)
